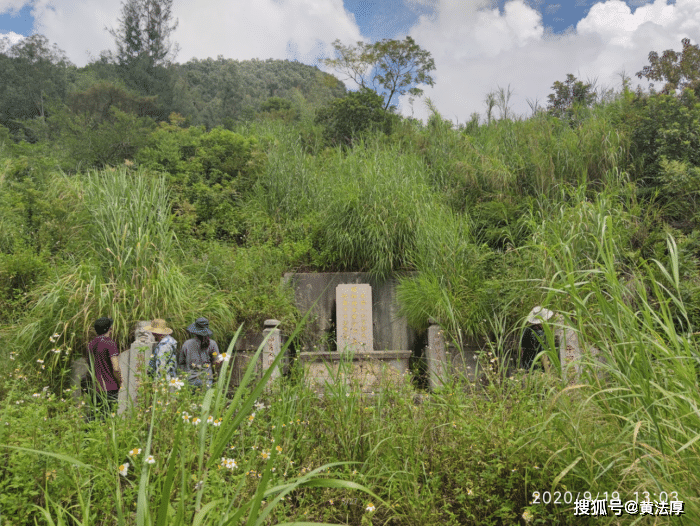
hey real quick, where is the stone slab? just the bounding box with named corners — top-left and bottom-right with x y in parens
top-left (298, 350), bottom-right (411, 392)
top-left (336, 284), bottom-right (373, 353)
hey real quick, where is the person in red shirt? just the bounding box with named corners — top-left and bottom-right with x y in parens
top-left (86, 317), bottom-right (122, 421)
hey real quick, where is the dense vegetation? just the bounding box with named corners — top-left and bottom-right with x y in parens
top-left (2, 31), bottom-right (700, 525)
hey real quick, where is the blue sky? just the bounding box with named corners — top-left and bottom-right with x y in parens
top-left (0, 0), bottom-right (695, 122)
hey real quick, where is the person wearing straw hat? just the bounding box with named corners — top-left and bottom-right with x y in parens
top-left (145, 318), bottom-right (178, 380)
top-left (521, 306), bottom-right (554, 370)
top-left (86, 317), bottom-right (122, 421)
top-left (178, 317), bottom-right (223, 389)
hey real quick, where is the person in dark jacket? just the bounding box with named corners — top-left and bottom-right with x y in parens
top-left (86, 317), bottom-right (122, 420)
top-left (178, 317), bottom-right (223, 390)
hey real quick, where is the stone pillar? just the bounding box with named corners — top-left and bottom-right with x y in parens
top-left (262, 319), bottom-right (283, 381)
top-left (118, 321), bottom-right (155, 415)
top-left (426, 318), bottom-right (449, 390)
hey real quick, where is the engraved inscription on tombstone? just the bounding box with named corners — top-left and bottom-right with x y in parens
top-left (336, 284), bottom-right (373, 353)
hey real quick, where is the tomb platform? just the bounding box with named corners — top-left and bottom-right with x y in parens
top-left (297, 349), bottom-right (413, 392)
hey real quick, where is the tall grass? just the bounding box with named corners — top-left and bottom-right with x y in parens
top-left (3, 325), bottom-right (385, 526)
top-left (531, 206), bottom-right (700, 519)
top-left (16, 166), bottom-right (235, 380)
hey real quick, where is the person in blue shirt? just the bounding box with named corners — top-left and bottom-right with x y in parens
top-left (145, 318), bottom-right (178, 380)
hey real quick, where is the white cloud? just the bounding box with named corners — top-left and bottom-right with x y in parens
top-left (31, 0), bottom-right (121, 65)
top-left (0, 0), bottom-right (28, 14)
top-left (0, 30), bottom-right (25, 46)
top-left (401, 0), bottom-right (700, 123)
top-left (26, 0), bottom-right (362, 67)
top-left (175, 0), bottom-right (361, 64)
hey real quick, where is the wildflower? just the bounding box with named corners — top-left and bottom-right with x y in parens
top-left (119, 463), bottom-right (129, 477)
top-left (522, 509), bottom-right (533, 523)
top-left (452, 421), bottom-right (457, 428)
top-left (169, 378), bottom-right (185, 390)
top-left (37, 359), bottom-right (44, 364)
top-left (50, 333), bottom-right (60, 342)
top-left (145, 455), bottom-right (156, 464)
top-left (207, 416), bottom-right (214, 424)
top-left (51, 348), bottom-right (61, 354)
top-left (352, 470), bottom-right (358, 475)
top-left (192, 417), bottom-right (201, 426)
top-left (219, 352), bottom-right (230, 362)
top-left (261, 450), bottom-right (271, 460)
top-left (467, 488), bottom-right (473, 496)
top-left (366, 503), bottom-right (376, 512)
top-left (32, 393), bottom-right (41, 398)
top-left (329, 499), bottom-right (334, 505)
top-left (248, 413), bottom-right (255, 423)
top-left (213, 419), bottom-right (222, 427)
top-left (129, 448), bottom-right (142, 456)
top-left (254, 400), bottom-right (265, 411)
top-left (276, 445), bottom-right (283, 453)
top-left (194, 480), bottom-right (204, 490)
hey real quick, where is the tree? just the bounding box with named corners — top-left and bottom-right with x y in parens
top-left (0, 35), bottom-right (72, 124)
top-left (636, 38), bottom-right (700, 94)
top-left (314, 88), bottom-right (396, 147)
top-left (546, 74), bottom-right (596, 120)
top-left (322, 36), bottom-right (435, 110)
top-left (108, 0), bottom-right (178, 68)
top-left (107, 0), bottom-right (179, 97)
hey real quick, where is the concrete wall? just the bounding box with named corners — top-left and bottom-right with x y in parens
top-left (282, 272), bottom-right (421, 353)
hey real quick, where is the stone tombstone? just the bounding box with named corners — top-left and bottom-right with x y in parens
top-left (262, 319), bottom-right (283, 381)
top-left (426, 318), bottom-right (448, 390)
top-left (336, 284), bottom-right (373, 353)
top-left (118, 321), bottom-right (155, 414)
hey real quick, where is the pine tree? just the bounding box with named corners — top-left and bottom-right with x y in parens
top-left (107, 0), bottom-right (179, 96)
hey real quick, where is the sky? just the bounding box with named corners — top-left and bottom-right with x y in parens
top-left (0, 0), bottom-right (698, 123)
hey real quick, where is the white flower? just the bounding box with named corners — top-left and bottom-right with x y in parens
top-left (169, 378), bottom-right (185, 390)
top-left (32, 393), bottom-right (41, 398)
top-left (119, 463), bottom-right (129, 477)
top-left (212, 418), bottom-right (222, 427)
top-left (221, 457), bottom-right (237, 469)
top-left (207, 416), bottom-right (214, 424)
top-left (192, 417), bottom-right (201, 426)
top-left (366, 503), bottom-right (376, 512)
top-left (219, 352), bottom-right (230, 362)
top-left (37, 359), bottom-right (44, 364)
top-left (254, 400), bottom-right (265, 411)
top-left (145, 455), bottom-right (156, 464)
top-left (128, 448), bottom-right (141, 456)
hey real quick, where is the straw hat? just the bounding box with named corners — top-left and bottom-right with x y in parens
top-left (526, 306), bottom-right (554, 325)
top-left (143, 318), bottom-right (173, 335)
